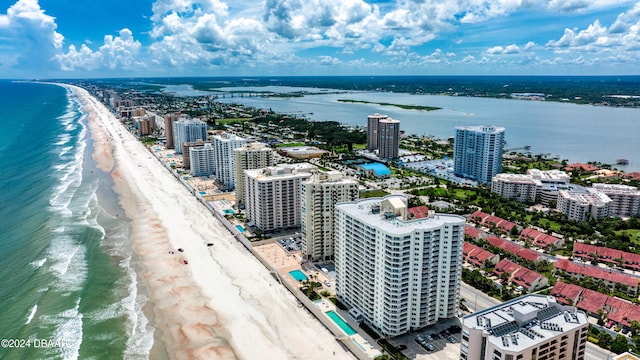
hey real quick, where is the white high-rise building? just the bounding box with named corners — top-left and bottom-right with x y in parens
top-left (172, 118), bottom-right (208, 154)
top-left (233, 143), bottom-right (275, 207)
top-left (454, 125), bottom-right (505, 183)
top-left (301, 171), bottom-right (359, 261)
top-left (189, 143), bottom-right (216, 177)
top-left (378, 117), bottom-right (400, 160)
top-left (244, 163), bottom-right (316, 231)
top-left (335, 195), bottom-right (465, 337)
top-left (491, 173), bottom-right (540, 202)
top-left (367, 113), bottom-right (388, 151)
top-left (557, 187), bottom-right (612, 222)
top-left (461, 295), bottom-right (588, 360)
top-left (592, 183), bottom-right (640, 217)
top-left (211, 133), bottom-right (247, 190)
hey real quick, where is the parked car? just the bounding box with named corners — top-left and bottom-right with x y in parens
top-left (448, 336), bottom-right (457, 343)
top-left (605, 321), bottom-right (614, 329)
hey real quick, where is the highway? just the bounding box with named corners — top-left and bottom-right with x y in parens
top-left (460, 282), bottom-right (615, 360)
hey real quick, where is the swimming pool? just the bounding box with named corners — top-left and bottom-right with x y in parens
top-left (199, 191), bottom-right (207, 195)
top-left (235, 224), bottom-right (245, 232)
top-left (288, 270), bottom-right (308, 281)
top-left (223, 209), bottom-right (234, 215)
top-left (326, 310), bottom-right (357, 336)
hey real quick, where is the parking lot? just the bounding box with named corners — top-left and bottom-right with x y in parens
top-left (388, 318), bottom-right (462, 359)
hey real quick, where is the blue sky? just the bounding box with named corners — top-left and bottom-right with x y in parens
top-left (1, 0), bottom-right (639, 78)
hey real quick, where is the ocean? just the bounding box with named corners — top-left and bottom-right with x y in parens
top-left (0, 81), bottom-right (152, 359)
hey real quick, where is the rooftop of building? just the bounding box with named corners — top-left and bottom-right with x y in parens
top-left (245, 162), bottom-right (316, 179)
top-left (493, 173), bottom-right (541, 185)
top-left (356, 162), bottom-right (391, 177)
top-left (592, 183), bottom-right (640, 195)
top-left (463, 294), bottom-right (588, 352)
top-left (526, 169), bottom-right (571, 182)
top-left (336, 195), bottom-right (465, 234)
top-left (559, 187), bottom-right (612, 206)
top-left (455, 125), bottom-right (506, 133)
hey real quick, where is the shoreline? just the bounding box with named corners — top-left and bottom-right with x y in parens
top-left (59, 85), bottom-right (355, 359)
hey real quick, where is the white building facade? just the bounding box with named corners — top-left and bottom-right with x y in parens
top-left (454, 125), bottom-right (505, 183)
top-left (491, 174), bottom-right (540, 202)
top-left (461, 295), bottom-right (588, 360)
top-left (244, 163), bottom-right (316, 231)
top-left (335, 195), bottom-right (465, 337)
top-left (367, 113), bottom-right (388, 151)
top-left (557, 187), bottom-right (612, 222)
top-left (172, 118), bottom-right (208, 154)
top-left (211, 133), bottom-right (247, 190)
top-left (301, 171), bottom-right (359, 261)
top-left (378, 118), bottom-right (400, 160)
top-left (233, 143), bottom-right (275, 207)
top-left (189, 143), bottom-right (216, 176)
top-left (592, 183), bottom-right (640, 218)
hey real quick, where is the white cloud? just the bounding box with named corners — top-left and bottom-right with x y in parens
top-left (485, 44), bottom-right (520, 55)
top-left (56, 29), bottom-right (143, 71)
top-left (0, 0), bottom-right (63, 72)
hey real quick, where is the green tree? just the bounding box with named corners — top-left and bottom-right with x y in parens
top-left (610, 334), bottom-right (630, 354)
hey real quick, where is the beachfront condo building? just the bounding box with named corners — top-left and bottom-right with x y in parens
top-left (233, 143), bottom-right (275, 208)
top-left (190, 143), bottom-right (216, 177)
top-left (334, 195), bottom-right (465, 337)
top-left (300, 171), bottom-right (359, 261)
top-left (454, 125), bottom-right (505, 183)
top-left (211, 133), bottom-right (247, 190)
top-left (557, 187), bottom-right (612, 222)
top-left (378, 117), bottom-right (400, 160)
top-left (172, 118), bottom-right (208, 154)
top-left (244, 163), bottom-right (316, 231)
top-left (592, 183), bottom-right (640, 217)
top-left (367, 113), bottom-right (388, 151)
top-left (163, 113), bottom-right (184, 149)
top-left (181, 140), bottom-right (212, 170)
top-left (461, 294), bottom-right (588, 360)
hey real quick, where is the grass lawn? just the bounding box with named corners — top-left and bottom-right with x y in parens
top-left (216, 117), bottom-right (253, 124)
top-left (360, 190), bottom-right (390, 198)
top-left (276, 142), bottom-right (306, 147)
top-left (453, 188), bottom-right (476, 201)
top-left (622, 229), bottom-right (640, 245)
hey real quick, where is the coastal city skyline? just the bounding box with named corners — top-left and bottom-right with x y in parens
top-left (1, 0), bottom-right (640, 78)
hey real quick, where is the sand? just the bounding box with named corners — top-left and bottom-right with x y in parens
top-left (64, 84), bottom-right (354, 360)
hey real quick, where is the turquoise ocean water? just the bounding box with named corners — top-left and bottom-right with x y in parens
top-left (0, 81), bottom-right (152, 359)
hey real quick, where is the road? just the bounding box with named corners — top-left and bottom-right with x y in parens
top-left (460, 282), bottom-right (615, 360)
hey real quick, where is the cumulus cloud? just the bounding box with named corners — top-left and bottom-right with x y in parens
top-left (486, 44), bottom-right (521, 55)
top-left (56, 29), bottom-right (143, 71)
top-left (0, 0), bottom-right (63, 72)
top-left (546, 4), bottom-right (640, 56)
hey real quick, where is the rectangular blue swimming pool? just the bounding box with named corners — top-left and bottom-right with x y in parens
top-left (288, 270), bottom-right (308, 281)
top-left (326, 310), bottom-right (357, 336)
top-left (235, 225), bottom-right (245, 232)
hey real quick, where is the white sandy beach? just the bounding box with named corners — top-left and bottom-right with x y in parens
top-left (66, 84), bottom-right (354, 360)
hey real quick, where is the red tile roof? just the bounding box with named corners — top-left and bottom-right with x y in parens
top-left (494, 259), bottom-right (545, 290)
top-left (464, 226), bottom-right (482, 239)
top-left (577, 288), bottom-right (608, 315)
top-left (487, 236), bottom-right (541, 263)
top-left (463, 241), bottom-right (497, 267)
top-left (470, 211), bottom-right (516, 232)
top-left (407, 205), bottom-right (430, 219)
top-left (550, 281), bottom-right (640, 327)
top-left (554, 259), bottom-right (638, 289)
top-left (520, 227), bottom-right (562, 248)
top-left (565, 163), bottom-right (599, 172)
top-left (550, 281), bottom-right (583, 305)
top-left (573, 243), bottom-right (640, 271)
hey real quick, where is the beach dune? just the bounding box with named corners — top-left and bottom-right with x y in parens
top-left (67, 84), bottom-right (353, 360)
